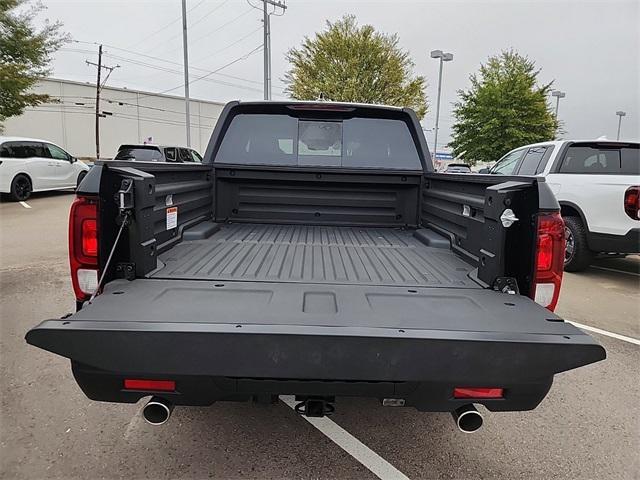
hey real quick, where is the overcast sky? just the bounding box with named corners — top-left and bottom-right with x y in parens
top-left (37, 0), bottom-right (639, 149)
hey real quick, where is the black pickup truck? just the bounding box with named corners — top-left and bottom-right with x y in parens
top-left (26, 101), bottom-right (605, 432)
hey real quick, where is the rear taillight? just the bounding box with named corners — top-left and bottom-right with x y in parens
top-left (624, 186), bottom-right (639, 220)
top-left (69, 196), bottom-right (99, 302)
top-left (531, 212), bottom-right (565, 312)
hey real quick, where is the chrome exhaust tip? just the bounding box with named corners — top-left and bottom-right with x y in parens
top-left (452, 404), bottom-right (484, 433)
top-left (142, 396), bottom-right (174, 426)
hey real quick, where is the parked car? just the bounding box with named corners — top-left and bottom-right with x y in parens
top-left (443, 163), bottom-right (472, 173)
top-left (0, 137), bottom-right (90, 201)
top-left (114, 144), bottom-right (203, 163)
top-left (26, 101), bottom-right (604, 432)
top-left (479, 140), bottom-right (639, 271)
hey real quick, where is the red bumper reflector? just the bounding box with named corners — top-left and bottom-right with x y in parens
top-left (454, 387), bottom-right (504, 399)
top-left (124, 379), bottom-right (176, 392)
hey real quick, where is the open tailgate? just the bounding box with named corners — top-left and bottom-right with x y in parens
top-left (26, 279), bottom-right (605, 384)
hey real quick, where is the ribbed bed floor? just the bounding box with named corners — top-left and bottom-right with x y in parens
top-left (152, 223), bottom-right (477, 288)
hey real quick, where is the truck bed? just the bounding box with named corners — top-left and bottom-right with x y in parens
top-left (151, 223), bottom-right (477, 288)
top-left (27, 222), bottom-right (603, 387)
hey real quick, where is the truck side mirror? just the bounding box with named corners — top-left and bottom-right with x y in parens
top-left (478, 167), bottom-right (490, 174)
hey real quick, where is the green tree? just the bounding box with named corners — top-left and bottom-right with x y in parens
top-left (449, 50), bottom-right (557, 165)
top-left (284, 15), bottom-right (427, 118)
top-left (0, 0), bottom-right (67, 129)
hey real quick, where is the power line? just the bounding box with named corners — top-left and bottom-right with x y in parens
top-left (46, 96), bottom-right (222, 121)
top-left (150, 2), bottom-right (250, 54)
top-left (183, 8), bottom-right (255, 47)
top-left (69, 40), bottom-right (287, 90)
top-left (130, 0), bottom-right (207, 49)
top-left (105, 44), bottom-right (264, 103)
top-left (146, 44), bottom-right (264, 97)
top-left (189, 0), bottom-right (232, 29)
top-left (25, 107), bottom-right (215, 129)
top-left (191, 25), bottom-right (262, 63)
top-left (100, 52), bottom-right (267, 93)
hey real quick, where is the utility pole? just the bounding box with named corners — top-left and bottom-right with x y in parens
top-left (430, 50), bottom-right (453, 163)
top-left (86, 45), bottom-right (119, 159)
top-left (181, 0), bottom-right (191, 147)
top-left (261, 0), bottom-right (287, 100)
top-left (616, 111), bottom-right (626, 140)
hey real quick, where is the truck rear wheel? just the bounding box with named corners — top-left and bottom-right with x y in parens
top-left (563, 216), bottom-right (593, 272)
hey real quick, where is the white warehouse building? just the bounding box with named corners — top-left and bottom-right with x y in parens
top-left (3, 78), bottom-right (226, 159)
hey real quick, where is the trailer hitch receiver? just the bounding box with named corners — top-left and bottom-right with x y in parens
top-left (294, 396), bottom-right (335, 417)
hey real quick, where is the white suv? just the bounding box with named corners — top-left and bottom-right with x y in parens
top-left (0, 137), bottom-right (90, 201)
top-left (483, 140), bottom-right (639, 271)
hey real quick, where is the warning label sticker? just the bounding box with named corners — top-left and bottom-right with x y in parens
top-left (166, 206), bottom-right (178, 230)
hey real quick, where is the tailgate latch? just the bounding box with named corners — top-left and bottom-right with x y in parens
top-left (493, 277), bottom-right (519, 295)
top-left (500, 208), bottom-right (519, 228)
top-left (117, 178), bottom-right (134, 213)
top-left (116, 262), bottom-right (136, 281)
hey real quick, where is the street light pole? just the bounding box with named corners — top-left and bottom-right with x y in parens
top-left (430, 50), bottom-right (453, 162)
top-left (616, 111), bottom-right (626, 140)
top-left (181, 0), bottom-right (191, 147)
top-left (263, 0), bottom-right (269, 100)
top-left (551, 90), bottom-right (565, 118)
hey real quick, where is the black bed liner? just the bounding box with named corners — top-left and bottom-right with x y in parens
top-left (152, 223), bottom-right (477, 288)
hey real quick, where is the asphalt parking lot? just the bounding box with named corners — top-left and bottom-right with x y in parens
top-left (1, 192), bottom-right (639, 480)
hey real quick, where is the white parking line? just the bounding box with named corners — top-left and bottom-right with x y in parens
top-left (19, 201), bottom-right (32, 209)
top-left (123, 403), bottom-right (146, 440)
top-left (569, 320), bottom-right (640, 346)
top-left (281, 395), bottom-right (410, 480)
top-left (590, 265), bottom-right (640, 277)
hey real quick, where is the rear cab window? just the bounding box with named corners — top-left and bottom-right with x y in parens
top-left (558, 143), bottom-right (639, 175)
top-left (115, 146), bottom-right (163, 162)
top-left (214, 110), bottom-right (422, 170)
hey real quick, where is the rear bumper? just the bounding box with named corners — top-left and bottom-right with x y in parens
top-left (588, 228), bottom-right (640, 253)
top-left (27, 319), bottom-right (605, 412)
top-left (72, 362), bottom-right (554, 412)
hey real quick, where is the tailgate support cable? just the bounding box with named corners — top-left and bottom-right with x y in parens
top-left (89, 178), bottom-right (135, 303)
top-left (88, 211), bottom-right (131, 304)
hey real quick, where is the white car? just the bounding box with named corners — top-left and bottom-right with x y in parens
top-left (0, 136), bottom-right (90, 201)
top-left (482, 140), bottom-right (639, 271)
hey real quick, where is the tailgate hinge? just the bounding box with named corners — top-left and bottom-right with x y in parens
top-left (493, 277), bottom-right (519, 295)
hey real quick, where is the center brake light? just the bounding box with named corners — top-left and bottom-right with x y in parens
top-left (286, 104), bottom-right (356, 112)
top-left (531, 212), bottom-right (565, 312)
top-left (69, 196), bottom-right (99, 302)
